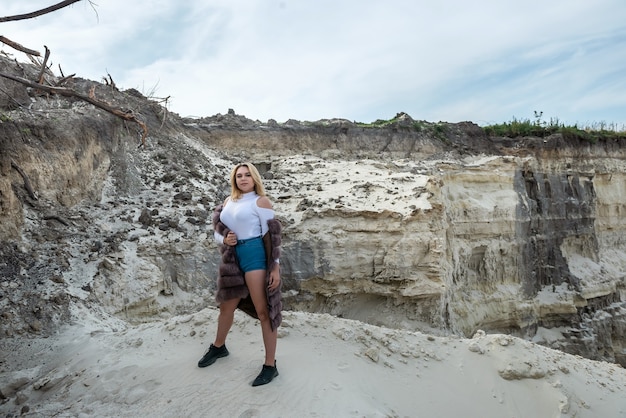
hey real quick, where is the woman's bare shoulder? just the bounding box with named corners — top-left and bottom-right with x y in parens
top-left (256, 196), bottom-right (273, 209)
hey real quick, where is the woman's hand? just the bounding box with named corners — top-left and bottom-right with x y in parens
top-left (267, 265), bottom-right (281, 291)
top-left (224, 231), bottom-right (237, 246)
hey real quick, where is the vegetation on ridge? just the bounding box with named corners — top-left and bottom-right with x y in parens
top-left (355, 111), bottom-right (626, 143)
top-left (483, 111), bottom-right (626, 142)
top-left (355, 112), bottom-right (445, 135)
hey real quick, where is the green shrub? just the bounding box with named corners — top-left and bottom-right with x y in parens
top-left (483, 112), bottom-right (626, 142)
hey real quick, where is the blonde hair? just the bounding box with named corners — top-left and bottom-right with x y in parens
top-left (229, 162), bottom-right (266, 200)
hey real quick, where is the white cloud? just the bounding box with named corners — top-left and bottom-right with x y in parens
top-left (2, 0), bottom-right (625, 127)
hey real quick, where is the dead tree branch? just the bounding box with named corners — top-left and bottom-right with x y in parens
top-left (56, 73), bottom-right (76, 86)
top-left (10, 159), bottom-right (37, 200)
top-left (154, 96), bottom-right (171, 129)
top-left (56, 64), bottom-right (77, 85)
top-left (102, 73), bottom-right (117, 90)
top-left (37, 46), bottom-right (51, 84)
top-left (0, 0), bottom-right (84, 23)
top-left (0, 35), bottom-right (40, 56)
top-left (0, 72), bottom-right (149, 147)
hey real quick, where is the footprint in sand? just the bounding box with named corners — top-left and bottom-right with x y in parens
top-left (238, 408), bottom-right (261, 418)
top-left (337, 362), bottom-right (350, 371)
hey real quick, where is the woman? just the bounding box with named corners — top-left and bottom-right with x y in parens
top-left (198, 162), bottom-right (283, 387)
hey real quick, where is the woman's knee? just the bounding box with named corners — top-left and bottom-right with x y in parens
top-left (255, 306), bottom-right (270, 322)
top-left (219, 299), bottom-right (238, 314)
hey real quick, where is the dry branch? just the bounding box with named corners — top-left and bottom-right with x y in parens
top-left (0, 72), bottom-right (149, 147)
top-left (56, 73), bottom-right (76, 86)
top-left (10, 159), bottom-right (37, 200)
top-left (0, 0), bottom-right (84, 23)
top-left (37, 46), bottom-right (51, 84)
top-left (103, 73), bottom-right (117, 90)
top-left (0, 35), bottom-right (40, 56)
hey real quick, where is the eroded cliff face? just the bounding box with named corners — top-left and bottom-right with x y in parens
top-left (437, 148), bottom-right (626, 364)
top-left (187, 116), bottom-right (626, 364)
top-left (1, 57), bottom-right (625, 365)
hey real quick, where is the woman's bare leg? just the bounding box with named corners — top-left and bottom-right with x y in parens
top-left (214, 298), bottom-right (240, 346)
top-left (245, 269), bottom-right (277, 365)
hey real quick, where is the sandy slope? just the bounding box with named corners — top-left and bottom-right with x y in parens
top-left (1, 306), bottom-right (625, 418)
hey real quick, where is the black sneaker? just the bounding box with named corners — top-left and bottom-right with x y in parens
top-left (197, 344), bottom-right (229, 368)
top-left (252, 362), bottom-right (279, 386)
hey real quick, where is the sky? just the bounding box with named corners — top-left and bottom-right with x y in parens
top-left (2, 0), bottom-right (626, 128)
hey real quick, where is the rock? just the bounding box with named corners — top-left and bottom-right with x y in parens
top-left (138, 209), bottom-right (153, 227)
top-left (173, 191), bottom-right (192, 201)
top-left (0, 377), bottom-right (30, 398)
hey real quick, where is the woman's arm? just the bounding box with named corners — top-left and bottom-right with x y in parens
top-left (213, 197), bottom-right (235, 245)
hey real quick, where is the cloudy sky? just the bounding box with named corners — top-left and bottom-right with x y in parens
top-left (2, 0), bottom-right (626, 128)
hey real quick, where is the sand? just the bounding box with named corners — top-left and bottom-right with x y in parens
top-left (2, 304), bottom-right (625, 418)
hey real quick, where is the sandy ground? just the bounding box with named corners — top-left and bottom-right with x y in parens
top-left (2, 305), bottom-right (626, 418)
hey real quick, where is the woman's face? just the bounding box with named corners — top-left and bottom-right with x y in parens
top-left (235, 166), bottom-right (255, 193)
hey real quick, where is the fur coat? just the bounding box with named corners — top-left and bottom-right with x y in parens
top-left (212, 204), bottom-right (283, 330)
